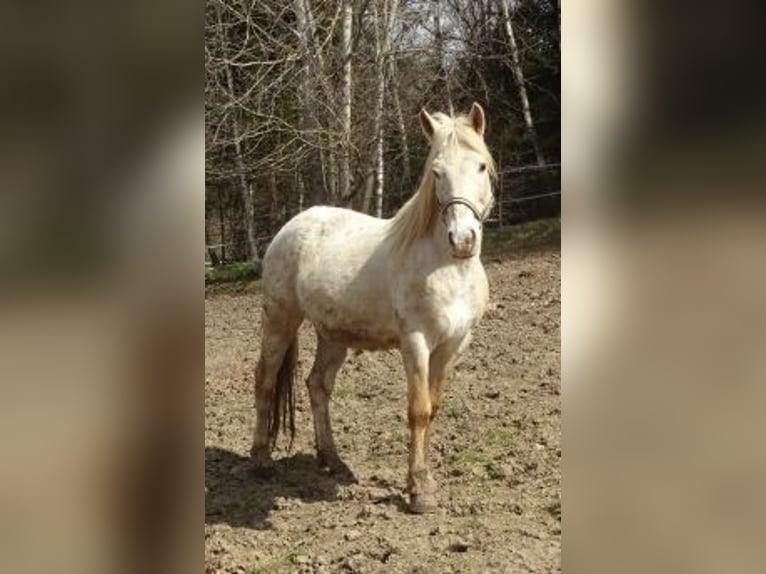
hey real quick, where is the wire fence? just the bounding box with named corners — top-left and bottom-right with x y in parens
top-left (205, 163), bottom-right (560, 264)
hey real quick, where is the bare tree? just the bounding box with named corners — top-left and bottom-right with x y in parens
top-left (339, 0), bottom-right (353, 202)
top-left (388, 56), bottom-right (411, 196)
top-left (294, 0), bottom-right (327, 206)
top-left (498, 0), bottom-right (545, 165)
top-left (371, 0), bottom-right (399, 217)
top-left (213, 1), bottom-right (259, 263)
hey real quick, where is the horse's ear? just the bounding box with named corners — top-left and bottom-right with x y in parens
top-left (419, 109), bottom-right (436, 141)
top-left (468, 102), bottom-right (486, 136)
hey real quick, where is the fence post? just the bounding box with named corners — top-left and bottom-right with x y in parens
top-left (498, 155), bottom-right (504, 227)
top-left (218, 187), bottom-right (226, 263)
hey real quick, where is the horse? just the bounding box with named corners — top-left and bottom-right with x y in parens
top-left (250, 103), bottom-right (496, 513)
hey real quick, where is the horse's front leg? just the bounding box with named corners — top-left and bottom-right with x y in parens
top-left (425, 335), bottom-right (465, 466)
top-left (401, 333), bottom-right (438, 513)
top-left (426, 333), bottom-right (471, 458)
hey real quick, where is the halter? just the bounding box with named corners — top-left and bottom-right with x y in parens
top-left (438, 196), bottom-right (492, 225)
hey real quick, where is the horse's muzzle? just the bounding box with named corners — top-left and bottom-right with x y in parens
top-left (448, 228), bottom-right (477, 258)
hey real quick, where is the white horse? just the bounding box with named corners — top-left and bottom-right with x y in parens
top-left (251, 103), bottom-right (496, 513)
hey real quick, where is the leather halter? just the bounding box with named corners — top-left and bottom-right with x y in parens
top-left (438, 196), bottom-right (491, 225)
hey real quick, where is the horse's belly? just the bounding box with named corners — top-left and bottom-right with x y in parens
top-left (314, 321), bottom-right (399, 351)
top-left (301, 285), bottom-right (399, 350)
top-left (309, 297), bottom-right (399, 350)
top-left (298, 249), bottom-right (399, 350)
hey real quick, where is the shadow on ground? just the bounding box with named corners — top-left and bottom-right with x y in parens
top-left (205, 447), bottom-right (357, 530)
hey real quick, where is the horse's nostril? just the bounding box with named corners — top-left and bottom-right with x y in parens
top-left (448, 231), bottom-right (456, 247)
top-left (469, 228), bottom-right (477, 243)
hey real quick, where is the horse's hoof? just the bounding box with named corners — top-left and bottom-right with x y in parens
top-left (319, 453), bottom-right (357, 483)
top-left (408, 493), bottom-right (438, 514)
top-left (331, 464), bottom-right (357, 484)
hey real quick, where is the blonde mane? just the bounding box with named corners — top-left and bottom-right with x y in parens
top-left (387, 112), bottom-right (496, 255)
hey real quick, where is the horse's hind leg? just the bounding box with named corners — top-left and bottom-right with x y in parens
top-left (305, 335), bottom-right (350, 476)
top-left (251, 312), bottom-right (302, 467)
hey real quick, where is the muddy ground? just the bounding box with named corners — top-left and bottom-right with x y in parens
top-left (205, 248), bottom-right (560, 573)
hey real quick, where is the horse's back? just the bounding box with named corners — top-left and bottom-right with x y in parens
top-left (261, 206), bottom-right (389, 311)
top-left (264, 206), bottom-right (384, 268)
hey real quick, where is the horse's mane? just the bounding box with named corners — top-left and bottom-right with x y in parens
top-left (387, 112), bottom-right (496, 255)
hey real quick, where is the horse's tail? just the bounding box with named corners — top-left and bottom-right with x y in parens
top-left (269, 336), bottom-right (298, 450)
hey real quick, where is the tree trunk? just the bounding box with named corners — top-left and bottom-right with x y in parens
top-left (297, 173), bottom-right (305, 213)
top-left (303, 0), bottom-right (342, 203)
top-left (204, 199), bottom-right (221, 266)
top-left (434, 0), bottom-right (452, 111)
top-left (361, 169), bottom-right (374, 215)
top-left (498, 0), bottom-right (545, 166)
top-left (388, 57), bottom-right (411, 199)
top-left (294, 0), bottom-right (329, 206)
top-left (372, 0), bottom-right (399, 218)
top-left (339, 0), bottom-right (353, 202)
top-left (269, 170), bottom-right (280, 226)
top-left (372, 3), bottom-right (384, 217)
top-left (214, 2), bottom-right (259, 263)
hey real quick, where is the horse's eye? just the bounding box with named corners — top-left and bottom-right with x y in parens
top-left (432, 169), bottom-right (441, 179)
top-left (478, 163), bottom-right (487, 173)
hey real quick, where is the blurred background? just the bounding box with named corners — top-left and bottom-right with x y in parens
top-left (564, 1), bottom-right (766, 572)
top-left (0, 1), bottom-right (201, 573)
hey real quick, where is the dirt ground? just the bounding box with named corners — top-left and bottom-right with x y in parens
top-left (205, 248), bottom-right (560, 573)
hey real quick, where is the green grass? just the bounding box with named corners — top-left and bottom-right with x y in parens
top-left (205, 260), bottom-right (261, 284)
top-left (484, 427), bottom-right (516, 446)
top-left (333, 384), bottom-right (352, 399)
top-left (482, 217), bottom-right (560, 256)
top-left (449, 448), bottom-right (490, 465)
top-left (448, 426), bottom-right (516, 472)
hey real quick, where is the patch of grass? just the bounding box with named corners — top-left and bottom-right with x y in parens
top-left (449, 427), bottom-right (516, 468)
top-left (285, 542), bottom-right (308, 565)
top-left (205, 260), bottom-right (261, 284)
top-left (333, 384), bottom-right (352, 399)
top-left (449, 447), bottom-right (490, 465)
top-left (482, 218), bottom-right (560, 255)
top-left (485, 426), bottom-right (516, 446)
top-left (443, 402), bottom-right (463, 419)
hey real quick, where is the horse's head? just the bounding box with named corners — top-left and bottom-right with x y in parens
top-left (420, 103), bottom-right (495, 259)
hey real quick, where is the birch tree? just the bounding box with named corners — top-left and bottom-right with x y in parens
top-left (339, 0), bottom-right (353, 202)
top-left (498, 0), bottom-right (545, 165)
top-left (212, 1), bottom-right (259, 263)
top-left (294, 0), bottom-right (334, 205)
top-left (388, 57), bottom-right (411, 196)
top-left (372, 0), bottom-right (399, 217)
